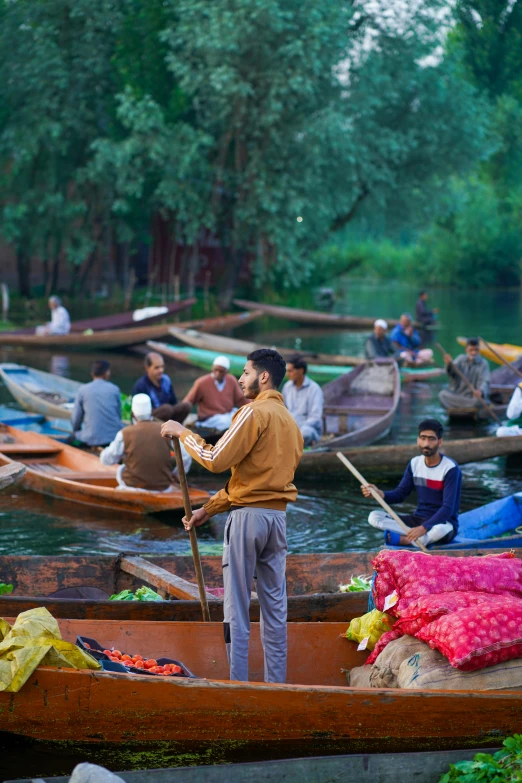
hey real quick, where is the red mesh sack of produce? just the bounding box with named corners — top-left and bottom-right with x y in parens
top-left (416, 595), bottom-right (522, 671)
top-left (371, 550), bottom-right (521, 614)
top-left (365, 629), bottom-right (404, 665)
top-left (394, 592), bottom-right (510, 637)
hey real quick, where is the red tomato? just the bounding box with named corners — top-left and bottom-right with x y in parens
top-left (103, 650), bottom-right (112, 656)
top-left (121, 654), bottom-right (132, 661)
top-left (112, 650), bottom-right (122, 658)
top-left (134, 660), bottom-right (144, 668)
top-left (171, 665), bottom-right (182, 675)
top-left (144, 659), bottom-right (157, 669)
top-left (133, 654), bottom-right (143, 661)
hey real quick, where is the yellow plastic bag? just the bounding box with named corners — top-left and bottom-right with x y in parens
top-left (345, 609), bottom-right (395, 651)
top-left (0, 607), bottom-right (101, 692)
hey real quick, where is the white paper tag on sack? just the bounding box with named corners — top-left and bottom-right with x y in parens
top-left (383, 590), bottom-right (398, 612)
top-left (357, 637), bottom-right (369, 651)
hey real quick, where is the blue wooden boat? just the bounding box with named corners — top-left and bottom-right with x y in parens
top-left (0, 363), bottom-right (81, 419)
top-left (0, 405), bottom-right (71, 441)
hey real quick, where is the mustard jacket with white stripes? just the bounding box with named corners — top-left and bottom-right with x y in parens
top-left (180, 389), bottom-right (304, 516)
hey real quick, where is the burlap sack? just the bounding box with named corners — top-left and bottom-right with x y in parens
top-left (348, 665), bottom-right (373, 688)
top-left (369, 635), bottom-right (429, 688)
top-left (398, 649), bottom-right (522, 690)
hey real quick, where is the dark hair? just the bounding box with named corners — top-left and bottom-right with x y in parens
top-left (287, 354), bottom-right (308, 373)
top-left (91, 360), bottom-right (111, 378)
top-left (247, 348), bottom-right (287, 389)
top-left (419, 290), bottom-right (427, 296)
top-left (145, 351), bottom-right (163, 368)
top-left (418, 418), bottom-right (444, 439)
top-left (466, 337), bottom-right (479, 347)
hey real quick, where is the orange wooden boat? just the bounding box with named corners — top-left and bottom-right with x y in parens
top-left (1, 618), bottom-right (520, 763)
top-left (0, 550), bottom-right (517, 622)
top-left (0, 426), bottom-right (209, 514)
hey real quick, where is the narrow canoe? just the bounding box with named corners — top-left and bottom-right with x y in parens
top-left (1, 618), bottom-right (520, 761)
top-left (0, 426), bottom-right (209, 514)
top-left (233, 298), bottom-right (399, 329)
top-left (0, 405), bottom-right (72, 440)
top-left (8, 748), bottom-right (492, 783)
top-left (457, 336), bottom-right (522, 365)
top-left (10, 298), bottom-right (197, 335)
top-left (0, 550), bottom-right (518, 622)
top-left (168, 325), bottom-right (364, 366)
top-left (0, 310), bottom-right (262, 350)
top-left (149, 342), bottom-right (437, 385)
top-left (317, 359), bottom-right (400, 448)
top-left (0, 363), bottom-right (81, 419)
top-left (445, 404), bottom-right (508, 422)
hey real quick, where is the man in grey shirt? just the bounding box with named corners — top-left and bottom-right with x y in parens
top-left (70, 360), bottom-right (122, 447)
top-left (439, 338), bottom-right (490, 411)
top-left (282, 355), bottom-right (323, 446)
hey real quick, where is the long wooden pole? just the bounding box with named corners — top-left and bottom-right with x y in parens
top-left (436, 342), bottom-right (501, 424)
top-left (171, 437), bottom-right (211, 621)
top-left (336, 452), bottom-right (430, 553)
top-left (479, 336), bottom-right (522, 381)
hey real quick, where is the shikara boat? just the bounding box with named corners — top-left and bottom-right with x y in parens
top-left (445, 403), bottom-right (508, 422)
top-left (0, 363), bottom-right (81, 419)
top-left (457, 336), bottom-right (522, 365)
top-left (0, 426), bottom-right (209, 514)
top-left (7, 749), bottom-right (490, 783)
top-left (318, 359), bottom-right (400, 448)
top-left (295, 434), bottom-right (522, 476)
top-left (150, 342), bottom-right (437, 386)
top-left (233, 298), bottom-right (397, 329)
top-left (1, 617), bottom-right (520, 763)
top-left (0, 404), bottom-right (72, 440)
top-left (0, 550), bottom-right (518, 622)
top-left (490, 357), bottom-right (522, 403)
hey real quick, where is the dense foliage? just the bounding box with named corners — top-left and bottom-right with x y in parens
top-left (0, 0), bottom-right (517, 296)
top-left (439, 735), bottom-right (522, 782)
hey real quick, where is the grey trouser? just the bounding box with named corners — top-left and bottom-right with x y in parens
top-left (439, 389), bottom-right (481, 410)
top-left (222, 507), bottom-right (287, 683)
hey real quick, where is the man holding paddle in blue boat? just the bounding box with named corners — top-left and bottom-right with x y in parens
top-left (161, 349), bottom-right (303, 684)
top-left (361, 418), bottom-right (462, 548)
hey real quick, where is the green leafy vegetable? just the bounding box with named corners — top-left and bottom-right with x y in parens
top-left (339, 575), bottom-right (372, 593)
top-left (439, 735), bottom-right (522, 782)
top-left (110, 587), bottom-right (163, 602)
top-left (109, 589), bottom-right (137, 601)
top-left (0, 583), bottom-right (13, 595)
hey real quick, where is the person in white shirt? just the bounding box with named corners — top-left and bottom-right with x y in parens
top-left (496, 383), bottom-right (522, 437)
top-left (35, 296), bottom-right (71, 336)
top-left (282, 355), bottom-right (323, 446)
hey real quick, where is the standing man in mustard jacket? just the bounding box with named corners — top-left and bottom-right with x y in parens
top-left (161, 349), bottom-right (303, 684)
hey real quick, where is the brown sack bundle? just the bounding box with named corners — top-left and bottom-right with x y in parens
top-left (398, 649), bottom-right (522, 690)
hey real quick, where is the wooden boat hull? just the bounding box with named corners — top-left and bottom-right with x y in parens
top-left (446, 404), bottom-right (507, 422)
top-left (233, 299), bottom-right (397, 330)
top-left (1, 619), bottom-right (520, 759)
top-left (457, 336), bottom-right (522, 365)
top-left (0, 363), bottom-right (81, 419)
top-left (0, 550), bottom-right (518, 621)
top-left (0, 406), bottom-right (72, 440)
top-left (318, 360), bottom-right (400, 449)
top-left (0, 426), bottom-right (209, 514)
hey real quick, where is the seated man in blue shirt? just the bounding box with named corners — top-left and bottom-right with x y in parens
top-left (70, 360), bottom-right (122, 448)
top-left (390, 313), bottom-right (433, 366)
top-left (282, 355), bottom-right (323, 446)
top-left (132, 351), bottom-right (191, 423)
top-left (361, 418), bottom-right (461, 547)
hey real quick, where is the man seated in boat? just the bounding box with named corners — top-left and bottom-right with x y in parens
top-left (100, 393), bottom-right (191, 490)
top-left (160, 349), bottom-right (303, 683)
top-left (35, 296), bottom-right (71, 336)
top-left (69, 360), bottom-right (122, 449)
top-left (390, 313), bottom-right (433, 366)
top-left (364, 319), bottom-right (396, 360)
top-left (282, 355), bottom-right (323, 446)
top-left (132, 352), bottom-right (191, 423)
top-left (496, 383), bottom-right (522, 437)
top-left (361, 418), bottom-right (461, 547)
top-left (439, 338), bottom-right (491, 412)
top-left (182, 355), bottom-right (248, 433)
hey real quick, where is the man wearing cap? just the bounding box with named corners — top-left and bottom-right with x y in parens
top-left (182, 355), bottom-right (248, 432)
top-left (365, 320), bottom-right (395, 360)
top-left (282, 355), bottom-right (323, 446)
top-left (132, 351), bottom-right (191, 423)
top-left (100, 393), bottom-right (191, 489)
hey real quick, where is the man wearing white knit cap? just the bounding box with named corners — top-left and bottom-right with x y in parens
top-left (182, 355), bottom-right (248, 433)
top-left (100, 393), bottom-right (191, 490)
top-left (364, 319), bottom-right (396, 360)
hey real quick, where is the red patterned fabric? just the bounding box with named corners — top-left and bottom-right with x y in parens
top-left (371, 550), bottom-right (521, 614)
top-left (394, 592), bottom-right (509, 637)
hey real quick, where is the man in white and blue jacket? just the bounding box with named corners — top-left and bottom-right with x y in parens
top-left (362, 418), bottom-right (461, 547)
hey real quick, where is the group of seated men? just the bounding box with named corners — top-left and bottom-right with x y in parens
top-left (365, 313), bottom-right (434, 366)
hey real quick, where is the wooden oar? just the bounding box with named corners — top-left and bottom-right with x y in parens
top-left (479, 337), bottom-right (522, 381)
top-left (336, 452), bottom-right (430, 554)
top-left (172, 437), bottom-right (211, 622)
top-left (436, 342), bottom-right (501, 424)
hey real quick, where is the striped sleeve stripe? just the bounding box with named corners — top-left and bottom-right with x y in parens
top-left (184, 405), bottom-right (254, 462)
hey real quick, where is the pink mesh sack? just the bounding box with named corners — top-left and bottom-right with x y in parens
top-left (394, 592), bottom-right (510, 637)
top-left (416, 596), bottom-right (522, 671)
top-left (371, 550), bottom-right (522, 614)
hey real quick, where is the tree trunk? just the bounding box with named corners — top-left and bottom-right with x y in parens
top-left (217, 247), bottom-right (244, 310)
top-left (16, 251), bottom-right (31, 297)
top-left (50, 253), bottom-right (61, 294)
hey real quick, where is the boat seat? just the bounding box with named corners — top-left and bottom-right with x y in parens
top-left (0, 444), bottom-right (63, 456)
